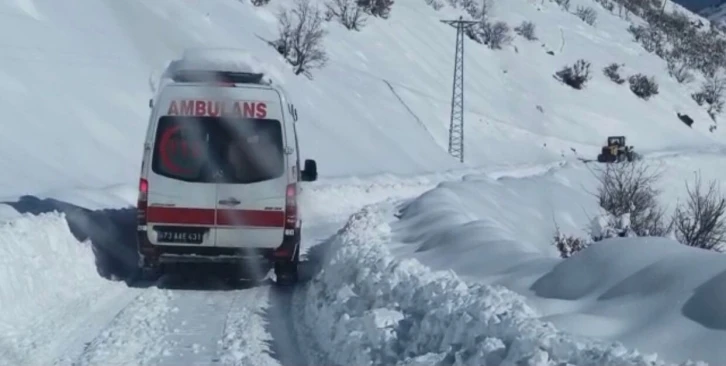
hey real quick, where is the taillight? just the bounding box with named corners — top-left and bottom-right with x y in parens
top-left (137, 178), bottom-right (149, 225)
top-left (274, 184), bottom-right (298, 258)
top-left (284, 183), bottom-right (296, 234)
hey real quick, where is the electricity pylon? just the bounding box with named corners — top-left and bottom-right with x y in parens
top-left (441, 16), bottom-right (478, 163)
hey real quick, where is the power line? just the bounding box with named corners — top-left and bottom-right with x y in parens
top-left (441, 16), bottom-right (478, 163)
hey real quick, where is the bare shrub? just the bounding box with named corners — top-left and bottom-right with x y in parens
top-left (325, 0), bottom-right (367, 30)
top-left (666, 56), bottom-right (694, 84)
top-left (575, 6), bottom-right (598, 26)
top-left (467, 20), bottom-right (513, 49)
top-left (356, 0), bottom-right (394, 18)
top-left (627, 24), bottom-right (664, 55)
top-left (589, 212), bottom-right (636, 242)
top-left (673, 173), bottom-right (726, 252)
top-left (552, 225), bottom-right (589, 258)
top-left (514, 20), bottom-right (538, 41)
top-left (424, 0), bottom-right (444, 10)
top-left (555, 59), bottom-right (591, 89)
top-left (555, 0), bottom-right (571, 11)
top-left (596, 0), bottom-right (615, 12)
top-left (275, 0), bottom-right (328, 78)
top-left (477, 21), bottom-right (513, 49)
top-left (251, 0), bottom-right (271, 5)
top-left (692, 76), bottom-right (726, 120)
top-left (594, 162), bottom-right (672, 237)
top-left (628, 73), bottom-right (659, 100)
top-left (603, 63), bottom-right (625, 84)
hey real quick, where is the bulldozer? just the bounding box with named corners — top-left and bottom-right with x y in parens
top-left (596, 136), bottom-right (639, 163)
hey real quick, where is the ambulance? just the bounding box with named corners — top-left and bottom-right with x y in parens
top-left (136, 49), bottom-right (317, 285)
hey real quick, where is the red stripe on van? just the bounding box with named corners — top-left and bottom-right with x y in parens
top-left (147, 207), bottom-right (215, 225)
top-left (146, 206), bottom-right (284, 227)
top-left (217, 209), bottom-right (285, 227)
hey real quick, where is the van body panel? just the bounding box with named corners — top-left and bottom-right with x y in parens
top-left (215, 182), bottom-right (286, 248)
top-left (145, 172), bottom-right (218, 247)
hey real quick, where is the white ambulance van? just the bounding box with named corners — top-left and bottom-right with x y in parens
top-left (136, 49), bottom-right (317, 285)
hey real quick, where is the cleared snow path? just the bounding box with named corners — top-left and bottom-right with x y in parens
top-left (43, 272), bottom-right (305, 366)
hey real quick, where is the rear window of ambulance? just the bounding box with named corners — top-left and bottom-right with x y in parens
top-left (151, 116), bottom-right (284, 184)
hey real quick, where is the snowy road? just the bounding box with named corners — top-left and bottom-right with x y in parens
top-left (24, 166), bottom-right (492, 366)
top-left (47, 221), bottom-right (342, 366)
top-left (8, 159), bottom-right (697, 366)
top-left (0, 160), bottom-right (635, 366)
top-left (1, 164), bottom-right (457, 365)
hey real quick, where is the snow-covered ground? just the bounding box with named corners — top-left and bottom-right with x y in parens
top-left (0, 212), bottom-right (137, 365)
top-left (2, 0), bottom-right (726, 364)
top-left (378, 153), bottom-right (726, 365)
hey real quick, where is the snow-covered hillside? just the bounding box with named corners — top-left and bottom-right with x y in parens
top-left (2, 0), bottom-right (725, 200)
top-left (2, 0), bottom-right (726, 365)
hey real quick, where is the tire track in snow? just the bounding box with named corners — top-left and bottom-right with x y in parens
top-left (48, 288), bottom-right (143, 366)
top-left (218, 282), bottom-right (304, 366)
top-left (64, 274), bottom-right (308, 366)
top-left (71, 287), bottom-right (174, 366)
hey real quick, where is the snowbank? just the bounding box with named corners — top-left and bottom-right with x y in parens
top-left (296, 203), bottom-right (706, 366)
top-left (298, 161), bottom-right (569, 221)
top-left (531, 238), bottom-right (726, 365)
top-left (34, 184), bottom-right (137, 211)
top-left (0, 212), bottom-right (128, 364)
top-left (383, 157), bottom-right (726, 365)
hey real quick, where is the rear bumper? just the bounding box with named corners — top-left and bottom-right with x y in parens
top-left (137, 228), bottom-right (299, 266)
top-left (159, 253), bottom-right (265, 264)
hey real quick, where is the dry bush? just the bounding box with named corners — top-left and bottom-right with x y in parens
top-left (325, 0), bottom-right (367, 30)
top-left (674, 173), bottom-right (726, 251)
top-left (275, 0), bottom-right (329, 78)
top-left (593, 161), bottom-right (672, 237)
top-left (552, 225), bottom-right (589, 258)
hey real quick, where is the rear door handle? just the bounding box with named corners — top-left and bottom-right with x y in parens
top-left (218, 197), bottom-right (241, 206)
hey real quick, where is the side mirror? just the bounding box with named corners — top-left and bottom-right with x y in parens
top-left (301, 159), bottom-right (317, 182)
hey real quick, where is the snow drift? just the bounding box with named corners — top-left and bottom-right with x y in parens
top-left (295, 202), bottom-right (708, 366)
top-left (0, 212), bottom-right (129, 364)
top-left (379, 156), bottom-right (726, 365)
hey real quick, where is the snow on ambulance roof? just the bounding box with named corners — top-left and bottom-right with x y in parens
top-left (151, 48), bottom-right (285, 100)
top-left (171, 48), bottom-right (282, 84)
top-left (179, 48), bottom-right (270, 73)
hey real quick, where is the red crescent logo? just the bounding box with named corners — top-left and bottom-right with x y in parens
top-left (159, 125), bottom-right (193, 175)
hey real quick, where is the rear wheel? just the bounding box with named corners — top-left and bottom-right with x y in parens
top-left (274, 244), bottom-right (300, 286)
top-left (134, 255), bottom-right (162, 282)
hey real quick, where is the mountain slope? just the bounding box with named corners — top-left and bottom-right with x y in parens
top-left (0, 0), bottom-right (724, 200)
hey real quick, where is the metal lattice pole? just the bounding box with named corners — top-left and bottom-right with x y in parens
top-left (441, 16), bottom-right (478, 163)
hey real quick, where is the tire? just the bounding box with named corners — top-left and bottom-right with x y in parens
top-left (132, 265), bottom-right (162, 283)
top-left (133, 255), bottom-right (162, 282)
top-left (274, 244), bottom-right (300, 286)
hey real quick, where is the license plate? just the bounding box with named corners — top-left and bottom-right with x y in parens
top-left (154, 226), bottom-right (206, 244)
